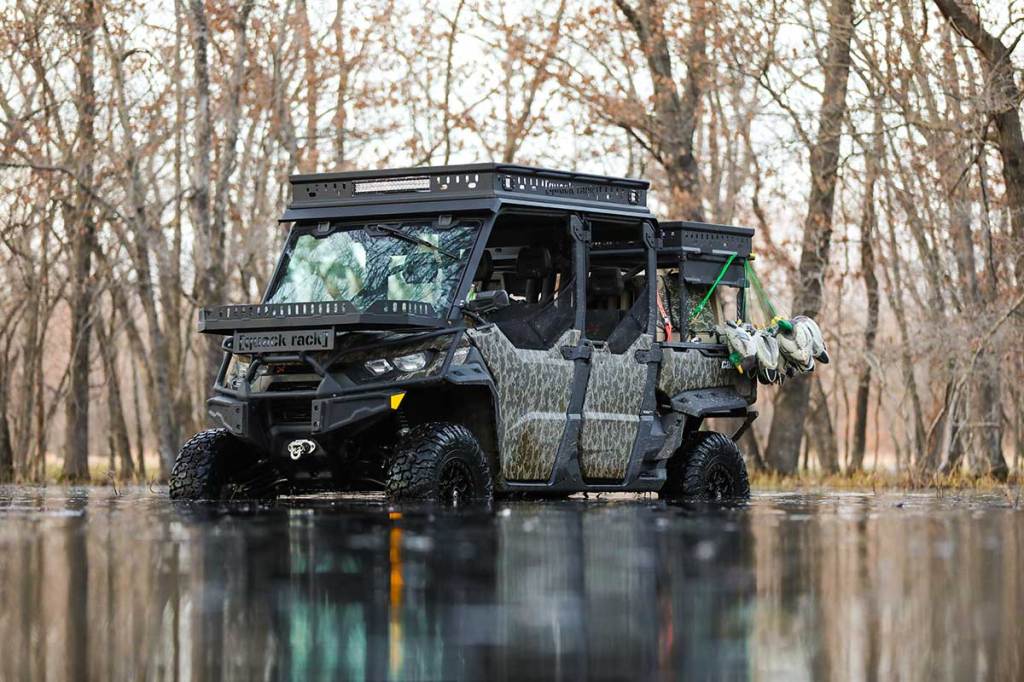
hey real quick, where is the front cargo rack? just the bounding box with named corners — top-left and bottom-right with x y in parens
top-left (198, 300), bottom-right (445, 335)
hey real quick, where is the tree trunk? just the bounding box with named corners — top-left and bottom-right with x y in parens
top-left (765, 0), bottom-right (854, 473)
top-left (1015, 376), bottom-right (1022, 474)
top-left (0, 356), bottom-right (13, 482)
top-left (333, 0), bottom-right (349, 167)
top-left (63, 0), bottom-right (98, 482)
top-left (933, 0), bottom-right (1017, 478)
top-left (849, 107), bottom-right (883, 472)
top-left (933, 0), bottom-right (1024, 282)
top-left (96, 318), bottom-right (134, 480)
top-left (809, 377), bottom-right (840, 474)
top-left (104, 19), bottom-right (182, 477)
top-left (187, 0), bottom-right (221, 390)
top-left (131, 357), bottom-right (147, 480)
top-left (297, 0), bottom-right (318, 171)
top-left (741, 429), bottom-right (766, 472)
top-left (883, 213), bottom-right (930, 469)
top-left (614, 0), bottom-right (707, 220)
top-left (966, 353), bottom-right (1009, 479)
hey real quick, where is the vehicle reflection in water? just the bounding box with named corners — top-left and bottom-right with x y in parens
top-left (0, 487), bottom-right (1021, 681)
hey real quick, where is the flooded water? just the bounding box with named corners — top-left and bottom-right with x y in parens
top-left (0, 487), bottom-right (1021, 681)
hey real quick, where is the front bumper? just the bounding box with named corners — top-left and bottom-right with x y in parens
top-left (207, 390), bottom-right (405, 445)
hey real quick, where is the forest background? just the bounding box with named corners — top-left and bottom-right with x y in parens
top-left (0, 0), bottom-right (1021, 483)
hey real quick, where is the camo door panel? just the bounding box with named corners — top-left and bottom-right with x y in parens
top-left (656, 347), bottom-right (735, 396)
top-left (578, 334), bottom-right (653, 480)
top-left (466, 327), bottom-right (580, 481)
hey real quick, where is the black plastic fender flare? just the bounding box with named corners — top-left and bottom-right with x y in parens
top-left (669, 387), bottom-right (758, 442)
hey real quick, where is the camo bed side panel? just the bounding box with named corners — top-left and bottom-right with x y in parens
top-left (466, 327), bottom-right (579, 481)
top-left (657, 347), bottom-right (735, 397)
top-left (578, 334), bottom-right (652, 480)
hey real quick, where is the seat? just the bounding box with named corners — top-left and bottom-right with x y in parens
top-left (586, 267), bottom-right (626, 340)
top-left (516, 246), bottom-right (554, 303)
top-left (488, 246), bottom-right (572, 349)
top-left (587, 267), bottom-right (623, 307)
top-left (472, 250), bottom-right (493, 291)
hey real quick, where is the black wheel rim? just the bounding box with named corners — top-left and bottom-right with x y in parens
top-left (439, 459), bottom-right (474, 505)
top-left (704, 463), bottom-right (734, 500)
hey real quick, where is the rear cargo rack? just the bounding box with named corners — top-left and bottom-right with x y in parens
top-left (659, 221), bottom-right (753, 287)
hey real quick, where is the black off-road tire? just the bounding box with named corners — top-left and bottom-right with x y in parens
top-left (661, 431), bottom-right (750, 501)
top-left (386, 422), bottom-right (493, 504)
top-left (169, 429), bottom-right (243, 500)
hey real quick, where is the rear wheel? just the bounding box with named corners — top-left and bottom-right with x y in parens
top-left (386, 422), bottom-right (493, 505)
top-left (169, 429), bottom-right (245, 500)
top-left (661, 431), bottom-right (750, 501)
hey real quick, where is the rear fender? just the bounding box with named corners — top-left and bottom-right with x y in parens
top-left (670, 387), bottom-right (757, 442)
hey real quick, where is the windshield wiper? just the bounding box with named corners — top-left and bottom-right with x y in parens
top-left (365, 224), bottom-right (458, 260)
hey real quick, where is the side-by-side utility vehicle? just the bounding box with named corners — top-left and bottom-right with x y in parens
top-left (170, 164), bottom-right (759, 503)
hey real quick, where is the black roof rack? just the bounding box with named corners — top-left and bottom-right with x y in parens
top-left (281, 163), bottom-right (651, 221)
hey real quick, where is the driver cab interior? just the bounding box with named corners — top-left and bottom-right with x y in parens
top-left (469, 213), bottom-right (653, 353)
top-left (585, 220), bottom-right (650, 353)
top-left (470, 212), bottom-right (575, 350)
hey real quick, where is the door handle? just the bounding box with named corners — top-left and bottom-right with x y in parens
top-left (560, 344), bottom-right (593, 361)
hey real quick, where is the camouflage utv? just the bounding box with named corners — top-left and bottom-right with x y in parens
top-left (170, 164), bottom-right (757, 503)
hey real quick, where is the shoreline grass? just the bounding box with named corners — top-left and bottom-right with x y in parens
top-left (749, 469), bottom-right (1023, 494)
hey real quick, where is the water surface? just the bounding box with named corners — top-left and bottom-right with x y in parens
top-left (0, 487), bottom-right (1020, 681)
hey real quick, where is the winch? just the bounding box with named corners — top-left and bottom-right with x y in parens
top-left (287, 439), bottom-right (317, 461)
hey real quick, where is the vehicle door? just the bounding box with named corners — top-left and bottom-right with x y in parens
top-left (465, 213), bottom-right (580, 481)
top-left (577, 221), bottom-right (657, 481)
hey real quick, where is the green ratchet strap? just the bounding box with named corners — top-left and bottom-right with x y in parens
top-left (689, 253), bottom-right (736, 321)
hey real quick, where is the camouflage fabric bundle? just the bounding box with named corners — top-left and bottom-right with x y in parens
top-left (657, 273), bottom-right (716, 336)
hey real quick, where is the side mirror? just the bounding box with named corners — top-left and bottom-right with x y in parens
top-left (462, 289), bottom-right (510, 314)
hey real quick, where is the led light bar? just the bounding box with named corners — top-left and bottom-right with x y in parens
top-left (354, 176), bottom-right (431, 194)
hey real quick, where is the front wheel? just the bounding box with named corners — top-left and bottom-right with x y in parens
top-left (661, 431), bottom-right (750, 501)
top-left (169, 429), bottom-right (244, 500)
top-left (386, 423), bottom-right (493, 505)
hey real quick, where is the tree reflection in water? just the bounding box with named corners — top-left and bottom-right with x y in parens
top-left (0, 488), bottom-right (1020, 681)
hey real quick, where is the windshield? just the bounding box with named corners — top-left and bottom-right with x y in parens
top-left (266, 219), bottom-right (479, 317)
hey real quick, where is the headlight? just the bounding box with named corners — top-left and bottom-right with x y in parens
top-left (392, 351), bottom-right (429, 373)
top-left (364, 351), bottom-right (430, 377)
top-left (451, 346), bottom-right (471, 365)
top-left (364, 358), bottom-right (393, 376)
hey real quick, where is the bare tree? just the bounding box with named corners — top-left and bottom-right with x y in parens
top-left (612, 0), bottom-right (707, 219)
top-left (765, 0), bottom-right (854, 473)
top-left (63, 0), bottom-right (99, 481)
top-left (849, 104), bottom-right (883, 472)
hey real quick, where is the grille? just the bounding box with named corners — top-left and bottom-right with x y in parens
top-left (269, 398), bottom-right (313, 424)
top-left (266, 380), bottom-right (320, 392)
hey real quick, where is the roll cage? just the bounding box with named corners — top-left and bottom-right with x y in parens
top-left (199, 163), bottom-right (756, 369)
